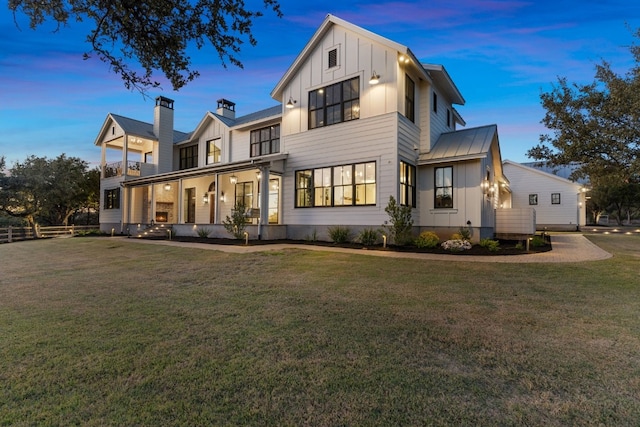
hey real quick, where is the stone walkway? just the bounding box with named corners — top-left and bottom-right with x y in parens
top-left (119, 233), bottom-right (612, 263)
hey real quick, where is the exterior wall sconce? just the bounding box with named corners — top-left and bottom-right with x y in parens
top-left (256, 170), bottom-right (261, 180)
top-left (203, 193), bottom-right (208, 204)
top-left (369, 71), bottom-right (380, 84)
top-left (164, 183), bottom-right (171, 191)
top-left (220, 191), bottom-right (225, 202)
top-left (481, 178), bottom-right (491, 195)
top-left (229, 174), bottom-right (237, 184)
top-left (286, 97), bottom-right (297, 109)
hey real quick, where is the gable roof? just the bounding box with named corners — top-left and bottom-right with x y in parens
top-left (271, 14), bottom-right (426, 100)
top-left (422, 64), bottom-right (465, 105)
top-left (419, 125), bottom-right (498, 164)
top-left (503, 160), bottom-right (585, 188)
top-left (94, 113), bottom-right (190, 146)
top-left (184, 105), bottom-right (282, 143)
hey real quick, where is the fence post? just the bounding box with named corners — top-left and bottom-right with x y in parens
top-left (8, 226), bottom-right (12, 243)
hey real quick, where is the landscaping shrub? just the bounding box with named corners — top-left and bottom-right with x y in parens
top-left (414, 231), bottom-right (440, 248)
top-left (530, 235), bottom-right (546, 247)
top-left (358, 228), bottom-right (380, 246)
top-left (383, 196), bottom-right (413, 246)
top-left (196, 227), bottom-right (211, 238)
top-left (479, 238), bottom-right (501, 252)
top-left (328, 226), bottom-right (352, 244)
top-left (441, 239), bottom-right (472, 252)
top-left (222, 203), bottom-right (248, 239)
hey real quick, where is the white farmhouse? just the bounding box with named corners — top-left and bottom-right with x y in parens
top-left (94, 14), bottom-right (512, 242)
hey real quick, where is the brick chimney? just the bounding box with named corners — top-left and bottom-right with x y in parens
top-left (216, 98), bottom-right (236, 119)
top-left (154, 96), bottom-right (174, 174)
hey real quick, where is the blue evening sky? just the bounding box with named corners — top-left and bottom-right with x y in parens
top-left (1, 1), bottom-right (639, 167)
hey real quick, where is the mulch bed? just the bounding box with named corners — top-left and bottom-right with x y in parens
top-left (143, 236), bottom-right (552, 256)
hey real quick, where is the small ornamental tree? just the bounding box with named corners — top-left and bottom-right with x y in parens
top-left (222, 202), bottom-right (248, 239)
top-left (383, 195), bottom-right (413, 246)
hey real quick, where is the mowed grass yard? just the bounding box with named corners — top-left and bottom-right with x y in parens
top-left (1, 235), bottom-right (639, 426)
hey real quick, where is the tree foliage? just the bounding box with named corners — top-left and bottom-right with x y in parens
top-left (8, 0), bottom-right (281, 93)
top-left (527, 27), bottom-right (640, 224)
top-left (0, 154), bottom-right (99, 230)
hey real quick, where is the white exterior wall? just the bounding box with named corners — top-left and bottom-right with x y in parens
top-left (279, 25), bottom-right (400, 138)
top-left (430, 87), bottom-right (454, 144)
top-left (283, 113), bottom-right (398, 228)
top-left (503, 161), bottom-right (585, 229)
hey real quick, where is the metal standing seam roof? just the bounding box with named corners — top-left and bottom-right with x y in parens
top-left (211, 105), bottom-right (282, 128)
top-left (110, 114), bottom-right (191, 143)
top-left (419, 124), bottom-right (498, 163)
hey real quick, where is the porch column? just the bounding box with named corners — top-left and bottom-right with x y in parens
top-left (122, 134), bottom-right (129, 176)
top-left (258, 165), bottom-right (270, 239)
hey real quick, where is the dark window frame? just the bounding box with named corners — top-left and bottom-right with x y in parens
top-left (529, 194), bottom-right (538, 205)
top-left (206, 139), bottom-right (221, 164)
top-left (400, 161), bottom-right (416, 208)
top-left (308, 77), bottom-right (360, 130)
top-left (179, 145), bottom-right (198, 170)
top-left (433, 91), bottom-right (438, 113)
top-left (551, 193), bottom-right (561, 204)
top-left (434, 166), bottom-right (453, 209)
top-left (250, 125), bottom-right (280, 157)
top-left (328, 48), bottom-right (338, 68)
top-left (405, 75), bottom-right (415, 122)
top-left (294, 161), bottom-right (377, 208)
top-left (104, 188), bottom-right (120, 210)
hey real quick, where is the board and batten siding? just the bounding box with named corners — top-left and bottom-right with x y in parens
top-left (503, 161), bottom-right (585, 229)
top-left (282, 113), bottom-right (398, 227)
top-left (281, 24), bottom-right (400, 136)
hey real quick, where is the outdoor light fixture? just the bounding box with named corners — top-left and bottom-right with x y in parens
top-left (481, 178), bottom-right (490, 194)
top-left (256, 170), bottom-right (261, 180)
top-left (203, 193), bottom-right (208, 204)
top-left (229, 174), bottom-right (237, 184)
top-left (286, 97), bottom-right (297, 109)
top-left (164, 183), bottom-right (171, 191)
top-left (219, 191), bottom-right (225, 202)
top-left (369, 71), bottom-right (380, 84)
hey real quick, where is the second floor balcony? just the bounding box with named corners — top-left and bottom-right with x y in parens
top-left (103, 161), bottom-right (156, 178)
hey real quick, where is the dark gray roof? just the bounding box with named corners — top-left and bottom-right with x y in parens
top-left (420, 125), bottom-right (497, 163)
top-left (110, 114), bottom-right (190, 143)
top-left (212, 105), bottom-right (282, 128)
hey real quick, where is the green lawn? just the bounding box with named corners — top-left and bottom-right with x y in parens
top-left (1, 235), bottom-right (639, 426)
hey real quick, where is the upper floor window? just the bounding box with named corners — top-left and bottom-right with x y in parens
top-left (328, 48), bottom-right (338, 68)
top-left (250, 125), bottom-right (280, 157)
top-left (551, 193), bottom-right (561, 204)
top-left (295, 161), bottom-right (376, 207)
top-left (309, 77), bottom-right (360, 129)
top-left (447, 109), bottom-right (451, 127)
top-left (400, 161), bottom-right (416, 207)
top-left (433, 92), bottom-right (438, 113)
top-left (435, 166), bottom-right (453, 208)
top-left (529, 194), bottom-right (538, 205)
top-left (405, 75), bottom-right (415, 123)
top-left (179, 145), bottom-right (198, 170)
top-left (104, 188), bottom-right (120, 209)
top-left (207, 139), bottom-right (221, 164)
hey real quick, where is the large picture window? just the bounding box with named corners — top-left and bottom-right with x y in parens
top-left (179, 145), bottom-right (198, 170)
top-left (309, 77), bottom-right (360, 129)
top-left (207, 139), bottom-right (221, 164)
top-left (435, 166), bottom-right (453, 208)
top-left (295, 162), bottom-right (376, 207)
top-left (250, 125), bottom-right (280, 157)
top-left (104, 188), bottom-right (120, 209)
top-left (400, 161), bottom-right (416, 207)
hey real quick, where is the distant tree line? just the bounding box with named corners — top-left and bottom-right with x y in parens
top-left (0, 154), bottom-right (99, 231)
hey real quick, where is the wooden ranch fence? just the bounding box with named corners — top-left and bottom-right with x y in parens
top-left (0, 225), bottom-right (99, 244)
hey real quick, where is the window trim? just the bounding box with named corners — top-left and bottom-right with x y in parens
top-left (206, 139), bottom-right (221, 164)
top-left (104, 188), bottom-right (120, 210)
top-left (405, 74), bottom-right (415, 122)
top-left (179, 144), bottom-right (198, 170)
top-left (551, 193), bottom-right (561, 204)
top-left (295, 161), bottom-right (377, 208)
top-left (250, 125), bottom-right (280, 157)
top-left (529, 194), bottom-right (538, 205)
top-left (308, 77), bottom-right (360, 130)
top-left (400, 161), bottom-right (416, 208)
top-left (434, 166), bottom-right (453, 209)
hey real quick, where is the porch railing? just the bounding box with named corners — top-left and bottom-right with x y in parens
top-left (104, 161), bottom-right (142, 178)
